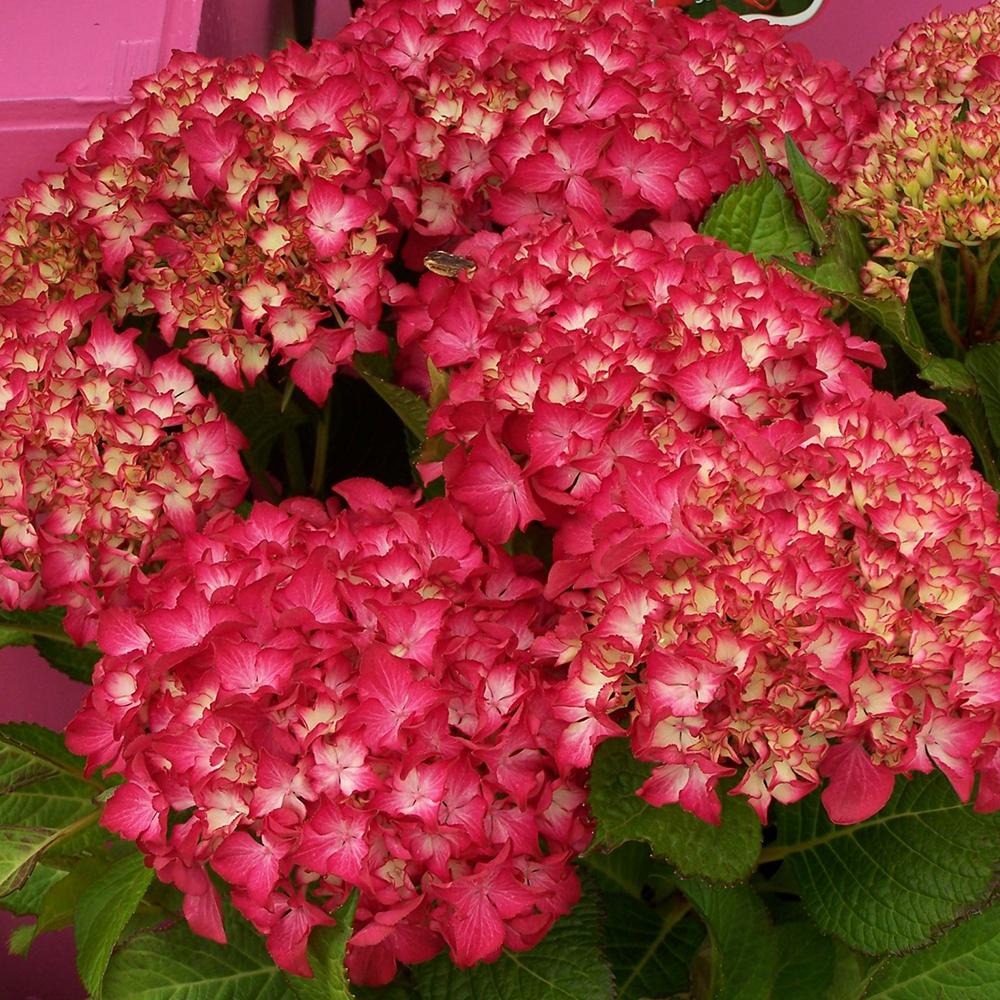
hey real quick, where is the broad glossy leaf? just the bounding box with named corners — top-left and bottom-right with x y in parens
top-left (700, 173), bottom-right (812, 258)
top-left (603, 889), bottom-right (703, 1000)
top-left (680, 880), bottom-right (778, 1000)
top-left (965, 343), bottom-right (1000, 446)
top-left (76, 850), bottom-right (155, 997)
top-left (865, 900), bottom-right (1000, 998)
top-left (773, 773), bottom-right (1000, 954)
top-left (413, 881), bottom-right (614, 1000)
top-left (103, 906), bottom-right (292, 1000)
top-left (588, 739), bottom-right (761, 883)
top-left (784, 135), bottom-right (835, 245)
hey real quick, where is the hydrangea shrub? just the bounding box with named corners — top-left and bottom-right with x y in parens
top-left (0, 1), bottom-right (999, 999)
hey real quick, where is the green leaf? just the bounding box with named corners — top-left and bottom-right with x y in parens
top-left (0, 828), bottom-right (61, 896)
top-left (784, 135), bottom-right (835, 246)
top-left (680, 881), bottom-right (778, 1000)
top-left (965, 343), bottom-right (1000, 447)
top-left (287, 891), bottom-right (357, 1000)
top-left (8, 921), bottom-right (35, 957)
top-left (10, 855), bottom-right (110, 957)
top-left (0, 724), bottom-right (105, 895)
top-left (76, 850), bottom-right (155, 997)
top-left (843, 294), bottom-right (933, 369)
top-left (771, 922), bottom-right (836, 998)
top-left (700, 173), bottom-right (812, 258)
top-left (353, 352), bottom-right (429, 441)
top-left (583, 841), bottom-right (658, 901)
top-left (603, 890), bottom-right (704, 1000)
top-left (772, 772), bottom-right (1000, 954)
top-left (588, 738), bottom-right (761, 883)
top-left (0, 608), bottom-right (99, 683)
top-left (864, 900), bottom-right (1000, 998)
top-left (413, 880), bottom-right (614, 1000)
top-left (919, 357), bottom-right (977, 394)
top-left (103, 905), bottom-right (292, 1000)
top-left (0, 863), bottom-right (65, 916)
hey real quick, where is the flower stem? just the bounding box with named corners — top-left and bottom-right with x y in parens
top-left (310, 397), bottom-right (333, 498)
top-left (928, 251), bottom-right (966, 353)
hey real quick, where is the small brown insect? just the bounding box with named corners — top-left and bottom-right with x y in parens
top-left (423, 250), bottom-right (477, 279)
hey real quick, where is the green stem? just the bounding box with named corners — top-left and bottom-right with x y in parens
top-left (310, 398), bottom-right (333, 498)
top-left (928, 251), bottom-right (966, 354)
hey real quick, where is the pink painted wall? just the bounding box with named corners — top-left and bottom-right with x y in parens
top-left (786, 0), bottom-right (985, 70)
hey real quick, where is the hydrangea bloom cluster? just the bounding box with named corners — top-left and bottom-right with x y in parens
top-left (0, 298), bottom-right (246, 643)
top-left (0, 0), bottom-right (874, 407)
top-left (840, 1), bottom-right (1000, 298)
top-left (403, 220), bottom-right (880, 540)
top-left (67, 484), bottom-right (589, 984)
top-left (839, 105), bottom-right (1000, 299)
top-left (0, 46), bottom-right (413, 403)
top-left (402, 221), bottom-right (1000, 823)
top-left (859, 0), bottom-right (1000, 107)
top-left (344, 0), bottom-right (873, 236)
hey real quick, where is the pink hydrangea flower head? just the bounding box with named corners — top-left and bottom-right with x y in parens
top-left (67, 485), bottom-right (589, 984)
top-left (405, 219), bottom-right (881, 540)
top-left (861, 0), bottom-right (1000, 107)
top-left (544, 387), bottom-right (1000, 826)
top-left (0, 43), bottom-right (418, 402)
top-left (843, 1), bottom-right (1000, 299)
top-left (406, 218), bottom-right (1000, 825)
top-left (0, 298), bottom-right (247, 642)
top-left (342, 0), bottom-right (873, 236)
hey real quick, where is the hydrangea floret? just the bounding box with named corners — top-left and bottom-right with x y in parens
top-left (67, 483), bottom-right (589, 984)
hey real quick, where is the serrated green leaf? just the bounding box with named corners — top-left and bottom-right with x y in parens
top-left (0, 608), bottom-right (99, 683)
top-left (784, 135), bottom-right (835, 246)
top-left (919, 357), bottom-right (977, 394)
top-left (0, 863), bottom-right (64, 917)
top-left (603, 890), bottom-right (704, 1000)
top-left (680, 881), bottom-right (778, 1000)
top-left (76, 850), bottom-right (155, 997)
top-left (771, 922), bottom-right (836, 998)
top-left (965, 343), bottom-right (1000, 447)
top-left (0, 725), bottom-right (105, 895)
top-left (413, 880), bottom-right (614, 1000)
top-left (864, 900), bottom-right (1000, 998)
top-left (103, 905), bottom-right (291, 1000)
top-left (583, 841), bottom-right (658, 901)
top-left (588, 738), bottom-right (761, 883)
top-left (772, 773), bottom-right (1000, 955)
top-left (9, 855), bottom-right (109, 957)
top-left (700, 173), bottom-right (812, 258)
top-left (353, 353), bottom-right (429, 441)
top-left (0, 827), bottom-right (60, 896)
top-left (287, 891), bottom-right (357, 1000)
top-left (928, 388), bottom-right (1000, 492)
